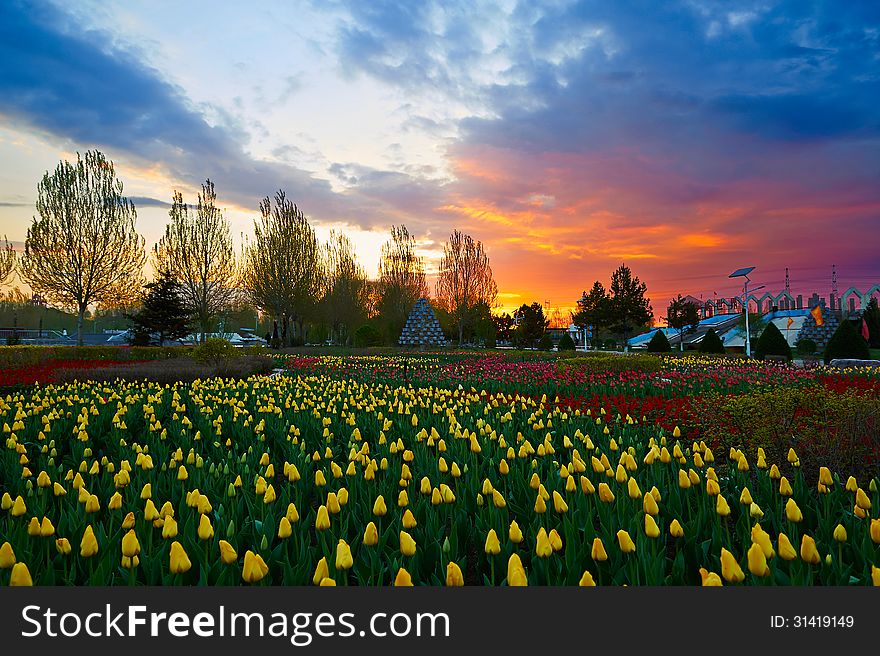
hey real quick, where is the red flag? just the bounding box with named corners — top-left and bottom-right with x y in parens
top-left (810, 306), bottom-right (824, 326)
top-left (787, 317), bottom-right (794, 329)
top-left (862, 318), bottom-right (870, 341)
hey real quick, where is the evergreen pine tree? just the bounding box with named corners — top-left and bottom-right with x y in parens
top-left (823, 318), bottom-right (870, 363)
top-left (646, 330), bottom-right (671, 352)
top-left (127, 269), bottom-right (192, 346)
top-left (754, 322), bottom-right (791, 360)
top-left (557, 333), bottom-right (576, 351)
top-left (699, 328), bottom-right (726, 354)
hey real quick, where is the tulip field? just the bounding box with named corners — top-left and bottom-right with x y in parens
top-left (1, 352), bottom-right (879, 586)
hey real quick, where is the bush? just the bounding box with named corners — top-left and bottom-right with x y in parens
top-left (557, 333), bottom-right (576, 351)
top-left (699, 328), bottom-right (726, 354)
top-left (192, 338), bottom-right (236, 366)
top-left (796, 338), bottom-right (817, 355)
top-left (353, 323), bottom-right (383, 348)
top-left (558, 353), bottom-right (664, 374)
top-left (537, 333), bottom-right (553, 351)
top-left (824, 319), bottom-right (870, 363)
top-left (754, 322), bottom-right (791, 360)
top-left (54, 355), bottom-right (274, 385)
top-left (603, 338), bottom-right (618, 350)
top-left (646, 330), bottom-right (671, 353)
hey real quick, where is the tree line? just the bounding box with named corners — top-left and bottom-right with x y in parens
top-left (2, 150), bottom-right (500, 347)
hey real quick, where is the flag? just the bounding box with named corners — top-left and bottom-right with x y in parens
top-left (862, 319), bottom-right (870, 341)
top-left (787, 317), bottom-right (794, 329)
top-left (811, 306), bottom-right (824, 326)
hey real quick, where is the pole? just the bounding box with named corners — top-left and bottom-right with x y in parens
top-left (744, 279), bottom-right (751, 358)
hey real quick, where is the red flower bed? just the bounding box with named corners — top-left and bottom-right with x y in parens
top-left (0, 360), bottom-right (139, 387)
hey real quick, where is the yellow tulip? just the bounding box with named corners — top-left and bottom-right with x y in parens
top-left (644, 514), bottom-right (660, 539)
top-left (312, 557), bottom-right (329, 585)
top-left (716, 495), bottom-right (731, 517)
top-left (669, 519), bottom-right (684, 538)
top-left (315, 505), bottom-right (331, 531)
top-left (643, 493), bottom-right (659, 516)
top-left (778, 533), bottom-right (797, 561)
top-left (720, 548), bottom-right (744, 583)
top-left (855, 488), bottom-right (871, 510)
top-left (873, 566), bottom-right (880, 587)
top-left (122, 529), bottom-right (140, 558)
top-left (598, 483), bottom-right (615, 503)
top-left (819, 467), bottom-right (833, 487)
top-left (80, 525), bottom-right (99, 557)
top-left (507, 553), bottom-right (528, 586)
top-left (55, 538), bottom-right (72, 556)
top-left (508, 520), bottom-right (523, 544)
top-left (162, 516), bottom-right (178, 539)
top-left (800, 535), bottom-right (820, 564)
top-left (699, 568), bottom-right (723, 586)
top-left (552, 490), bottom-right (568, 513)
top-left (870, 519), bottom-right (880, 545)
top-left (833, 524), bottom-right (847, 543)
top-left (591, 537), bottom-right (608, 561)
top-left (198, 514), bottom-right (214, 541)
top-left (169, 541), bottom-right (192, 574)
top-left (10, 562), bottom-right (33, 586)
top-left (393, 567), bottom-right (413, 586)
top-left (446, 561), bottom-right (464, 586)
top-left (11, 495), bottom-right (26, 517)
top-left (219, 540), bottom-right (238, 565)
top-left (335, 539), bottom-right (353, 570)
top-left (363, 522), bottom-right (379, 547)
top-left (535, 527), bottom-right (553, 557)
top-left (28, 517), bottom-right (41, 537)
top-left (747, 543), bottom-right (770, 577)
top-left (785, 498), bottom-right (803, 523)
top-left (578, 570), bottom-right (596, 586)
top-left (484, 529), bottom-right (501, 555)
top-left (242, 550), bottom-right (269, 583)
top-left (373, 495), bottom-right (387, 517)
top-left (400, 530), bottom-right (417, 557)
top-left (616, 529), bottom-right (636, 554)
top-left (0, 542), bottom-right (15, 569)
top-left (548, 529), bottom-right (562, 552)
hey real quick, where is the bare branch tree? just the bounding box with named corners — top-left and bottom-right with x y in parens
top-left (241, 190), bottom-right (321, 345)
top-left (20, 150), bottom-right (146, 344)
top-left (377, 225), bottom-right (428, 343)
top-left (435, 229), bottom-right (497, 344)
top-left (154, 180), bottom-right (238, 342)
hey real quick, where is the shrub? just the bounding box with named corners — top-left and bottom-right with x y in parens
top-left (557, 333), bottom-right (576, 351)
top-left (698, 328), bottom-right (725, 354)
top-left (646, 330), bottom-right (671, 353)
top-left (537, 333), bottom-right (553, 351)
top-left (557, 353), bottom-right (664, 374)
top-left (54, 355), bottom-right (274, 385)
top-left (603, 338), bottom-right (618, 350)
top-left (192, 338), bottom-right (236, 366)
top-left (796, 338), bottom-right (817, 355)
top-left (353, 323), bottom-right (383, 348)
top-left (824, 319), bottom-right (870, 363)
top-left (754, 322), bottom-right (791, 360)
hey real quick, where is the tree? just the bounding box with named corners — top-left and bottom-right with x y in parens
top-left (376, 225), bottom-right (428, 345)
top-left (493, 312), bottom-right (514, 343)
top-left (0, 236), bottom-right (14, 287)
top-left (242, 191), bottom-right (321, 346)
top-left (863, 297), bottom-right (880, 348)
top-left (20, 150), bottom-right (145, 345)
top-left (824, 319), bottom-right (870, 363)
top-left (699, 328), bottom-right (726, 354)
top-left (513, 302), bottom-right (548, 348)
top-left (733, 312), bottom-right (767, 344)
top-left (572, 281), bottom-right (610, 344)
top-left (557, 333), bottom-right (576, 351)
top-left (435, 230), bottom-right (497, 345)
top-left (647, 330), bottom-right (671, 352)
top-left (607, 265), bottom-right (652, 348)
top-left (754, 322), bottom-right (792, 360)
top-left (127, 268), bottom-right (191, 346)
top-left (665, 295), bottom-right (700, 351)
top-left (155, 181), bottom-right (237, 342)
top-left (322, 230), bottom-right (368, 346)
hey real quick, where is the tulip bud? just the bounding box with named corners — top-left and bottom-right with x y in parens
top-left (777, 533), bottom-right (797, 561)
top-left (484, 529), bottom-right (501, 555)
top-left (747, 543), bottom-right (770, 577)
top-left (669, 519), bottom-right (684, 538)
top-left (315, 505), bottom-right (331, 531)
top-left (833, 524), bottom-right (847, 543)
top-left (121, 529), bottom-right (140, 558)
top-left (616, 530), bottom-right (636, 554)
top-left (645, 514), bottom-right (660, 539)
top-left (535, 527), bottom-right (553, 558)
top-left (699, 568), bottom-right (723, 586)
top-left (336, 539), bottom-right (353, 570)
top-left (80, 525), bottom-right (99, 558)
top-left (509, 520), bottom-right (523, 544)
top-left (870, 519), bottom-right (880, 545)
top-left (0, 542), bottom-right (15, 569)
top-left (242, 550), bottom-right (269, 583)
top-left (785, 498), bottom-right (803, 523)
top-left (855, 488), bottom-right (871, 510)
top-left (363, 522), bottom-right (379, 547)
top-left (55, 537), bottom-right (72, 555)
top-left (400, 530), bottom-right (417, 557)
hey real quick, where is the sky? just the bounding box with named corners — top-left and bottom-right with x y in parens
top-left (1, 0), bottom-right (879, 318)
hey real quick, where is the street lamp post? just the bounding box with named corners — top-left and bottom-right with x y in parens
top-left (729, 267), bottom-right (756, 358)
top-left (578, 292), bottom-right (589, 351)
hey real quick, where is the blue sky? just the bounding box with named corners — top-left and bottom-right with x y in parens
top-left (1, 0), bottom-right (879, 312)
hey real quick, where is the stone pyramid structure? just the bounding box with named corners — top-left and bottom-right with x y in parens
top-left (399, 298), bottom-right (447, 347)
top-left (795, 305), bottom-right (840, 351)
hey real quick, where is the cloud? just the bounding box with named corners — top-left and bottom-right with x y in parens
top-left (128, 196), bottom-right (171, 209)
